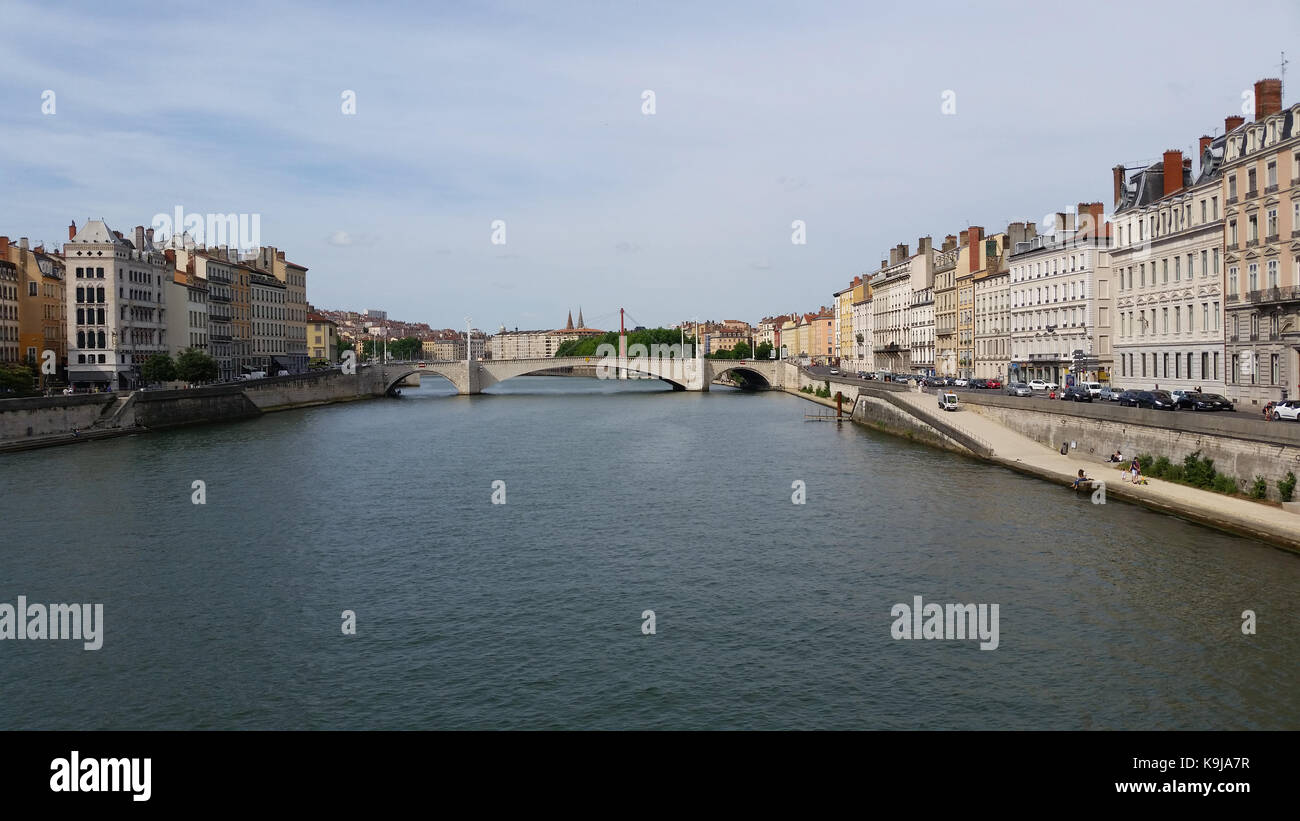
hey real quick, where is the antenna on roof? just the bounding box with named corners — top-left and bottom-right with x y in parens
top-left (1282, 51), bottom-right (1289, 100)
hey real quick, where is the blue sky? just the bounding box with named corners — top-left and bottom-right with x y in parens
top-left (1, 0), bottom-right (1297, 331)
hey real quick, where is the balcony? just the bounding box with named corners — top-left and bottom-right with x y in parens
top-left (1266, 234), bottom-right (1279, 244)
top-left (1227, 195), bottom-right (1238, 205)
top-left (1242, 286), bottom-right (1300, 306)
top-left (1246, 238), bottom-right (1259, 248)
top-left (1246, 188), bottom-right (1258, 200)
top-left (210, 293), bottom-right (232, 303)
top-left (1265, 184), bottom-right (1278, 195)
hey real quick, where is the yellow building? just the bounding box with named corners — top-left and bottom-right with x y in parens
top-left (307, 312), bottom-right (339, 363)
top-left (956, 227), bottom-right (984, 378)
top-left (780, 316), bottom-right (798, 358)
top-left (2, 236), bottom-right (66, 384)
top-left (833, 279), bottom-right (858, 363)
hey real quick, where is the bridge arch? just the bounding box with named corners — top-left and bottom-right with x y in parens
top-left (709, 363), bottom-right (772, 389)
top-left (381, 366), bottom-right (466, 395)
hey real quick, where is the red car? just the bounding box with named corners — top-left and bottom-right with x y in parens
top-left (985, 379), bottom-right (1003, 389)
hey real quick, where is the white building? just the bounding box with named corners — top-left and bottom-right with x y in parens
top-left (1009, 207), bottom-right (1113, 385)
top-left (909, 286), bottom-right (934, 375)
top-left (849, 289), bottom-right (873, 374)
top-left (871, 238), bottom-right (935, 373)
top-left (165, 271), bottom-right (208, 359)
top-left (63, 221), bottom-right (169, 390)
top-left (1112, 146), bottom-right (1225, 394)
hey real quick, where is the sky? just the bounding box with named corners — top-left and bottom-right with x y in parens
top-left (1, 0), bottom-right (1297, 332)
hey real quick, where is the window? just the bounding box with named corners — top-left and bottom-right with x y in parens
top-left (1229, 176), bottom-right (1238, 199)
top-left (1200, 200), bottom-right (1207, 223)
top-left (1248, 168), bottom-right (1257, 193)
top-left (1230, 220), bottom-right (1238, 245)
top-left (1201, 250), bottom-right (1208, 278)
top-left (1201, 352), bottom-right (1208, 379)
top-left (1248, 263), bottom-right (1258, 292)
top-left (1174, 257), bottom-right (1181, 281)
top-left (1267, 160), bottom-right (1277, 188)
top-left (1267, 208), bottom-right (1277, 238)
top-left (1229, 266), bottom-right (1239, 295)
top-left (1162, 259), bottom-right (1168, 283)
top-left (1248, 215), bottom-right (1258, 242)
top-left (1268, 259), bottom-right (1279, 288)
top-left (1162, 307), bottom-right (1169, 334)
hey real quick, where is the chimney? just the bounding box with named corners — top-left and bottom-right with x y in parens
top-left (276, 250), bottom-right (285, 260)
top-left (917, 236), bottom-right (932, 254)
top-left (889, 246), bottom-right (901, 265)
top-left (966, 226), bottom-right (984, 272)
top-left (880, 259), bottom-right (887, 270)
top-left (1162, 150), bottom-right (1183, 198)
top-left (1112, 165), bottom-right (1125, 208)
top-left (1198, 135), bottom-right (1213, 172)
top-left (146, 227), bottom-right (154, 243)
top-left (0, 237), bottom-right (7, 262)
top-left (19, 237), bottom-right (29, 251)
top-left (68, 221), bottom-right (77, 241)
top-left (1054, 212), bottom-right (1067, 233)
top-left (943, 234), bottom-right (958, 251)
top-left (1225, 114), bottom-right (1244, 133)
top-left (1077, 202), bottom-right (1106, 241)
top-left (1254, 78), bottom-right (1282, 120)
top-left (134, 226), bottom-right (145, 249)
top-left (165, 249), bottom-right (176, 266)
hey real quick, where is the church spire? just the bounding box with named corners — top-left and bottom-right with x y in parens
top-left (565, 310), bottom-right (574, 330)
top-left (577, 306), bottom-right (584, 328)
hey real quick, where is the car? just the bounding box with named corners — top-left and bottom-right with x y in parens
top-left (968, 378), bottom-right (988, 389)
top-left (829, 368), bottom-right (839, 375)
top-left (1098, 387), bottom-right (1122, 402)
top-left (985, 379), bottom-right (1003, 389)
top-left (1117, 390), bottom-right (1141, 407)
top-left (1062, 385), bottom-right (1092, 402)
top-left (1170, 389), bottom-right (1201, 409)
top-left (1187, 392), bottom-right (1234, 412)
top-left (1272, 400), bottom-right (1300, 421)
top-left (1027, 379), bottom-right (1056, 391)
top-left (1137, 390), bottom-right (1177, 410)
top-left (857, 371), bottom-right (867, 379)
top-left (1006, 382), bottom-right (1032, 397)
top-left (953, 377), bottom-right (969, 387)
top-left (1079, 381), bottom-right (1102, 398)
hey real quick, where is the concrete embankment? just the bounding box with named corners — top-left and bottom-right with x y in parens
top-left (786, 376), bottom-right (1300, 555)
top-left (0, 368), bottom-right (390, 453)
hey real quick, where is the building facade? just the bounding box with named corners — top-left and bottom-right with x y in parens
top-left (933, 235), bottom-right (959, 376)
top-left (1113, 141), bottom-right (1226, 394)
top-left (63, 221), bottom-right (169, 390)
top-left (307, 313), bottom-right (339, 363)
top-left (249, 271), bottom-right (287, 372)
top-left (0, 258), bottom-right (17, 365)
top-left (1010, 207), bottom-right (1113, 385)
top-left (3, 236), bottom-right (66, 385)
top-left (1221, 79), bottom-right (1300, 404)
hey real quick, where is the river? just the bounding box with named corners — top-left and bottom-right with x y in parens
top-left (1, 376), bottom-right (1296, 729)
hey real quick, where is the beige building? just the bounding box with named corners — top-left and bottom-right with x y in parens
top-left (248, 246), bottom-right (308, 373)
top-left (165, 270), bottom-right (209, 358)
top-left (1112, 141), bottom-right (1224, 394)
top-left (871, 238), bottom-right (936, 373)
top-left (1011, 207), bottom-right (1112, 386)
top-left (1220, 79), bottom-right (1300, 404)
top-left (64, 221), bottom-right (170, 390)
top-left (249, 271), bottom-right (287, 372)
top-left (933, 235), bottom-right (959, 376)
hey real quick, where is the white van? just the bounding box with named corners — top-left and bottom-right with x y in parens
top-left (240, 371), bottom-right (267, 380)
top-left (938, 392), bottom-right (959, 411)
top-left (1081, 381), bottom-right (1102, 398)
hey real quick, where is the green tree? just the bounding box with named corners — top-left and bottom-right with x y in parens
top-left (175, 348), bottom-right (219, 383)
top-left (140, 353), bottom-right (177, 384)
top-left (0, 363), bottom-right (36, 393)
top-left (336, 338), bottom-right (355, 359)
top-left (554, 328), bottom-right (697, 358)
top-left (731, 341), bottom-right (752, 360)
top-left (755, 341), bottom-right (774, 360)
top-left (388, 336), bottom-right (422, 360)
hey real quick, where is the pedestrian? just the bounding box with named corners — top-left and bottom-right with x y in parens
top-left (1130, 456), bottom-right (1141, 484)
top-left (71, 427), bottom-right (78, 438)
top-left (1263, 401), bottom-right (1274, 422)
top-left (1072, 469), bottom-right (1091, 490)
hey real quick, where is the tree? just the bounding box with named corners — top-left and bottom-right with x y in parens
top-left (175, 348), bottom-right (218, 383)
top-left (141, 353), bottom-right (177, 384)
top-left (731, 341), bottom-right (752, 360)
top-left (0, 363), bottom-right (36, 393)
top-left (388, 336), bottom-right (422, 360)
top-left (755, 341), bottom-right (773, 360)
top-left (336, 338), bottom-right (355, 359)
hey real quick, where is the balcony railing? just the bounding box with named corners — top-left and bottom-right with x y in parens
top-left (1246, 188), bottom-right (1258, 199)
top-left (1265, 184), bottom-right (1278, 194)
top-left (1244, 286), bottom-right (1300, 305)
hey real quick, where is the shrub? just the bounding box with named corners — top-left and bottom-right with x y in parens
top-left (1211, 474), bottom-right (1239, 495)
top-left (1136, 453), bottom-right (1155, 473)
top-left (1249, 476), bottom-right (1268, 499)
top-left (1182, 450), bottom-right (1217, 489)
top-left (1151, 456), bottom-right (1173, 479)
top-left (1279, 471), bottom-right (1297, 503)
top-left (1164, 464), bottom-right (1185, 483)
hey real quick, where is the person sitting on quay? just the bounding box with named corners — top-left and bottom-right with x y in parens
top-left (1072, 469), bottom-right (1091, 490)
top-left (1107, 450), bottom-right (1122, 463)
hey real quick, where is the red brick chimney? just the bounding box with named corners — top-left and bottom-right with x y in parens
top-left (1162, 150), bottom-right (1183, 198)
top-left (1112, 165), bottom-right (1125, 207)
top-left (68, 221), bottom-right (77, 241)
top-left (1254, 78), bottom-right (1282, 120)
top-left (1225, 114), bottom-right (1245, 133)
top-left (966, 226), bottom-right (984, 272)
top-left (1076, 202), bottom-right (1107, 240)
top-left (0, 237), bottom-right (8, 262)
top-left (164, 249), bottom-right (176, 266)
top-left (1198, 135), bottom-right (1213, 172)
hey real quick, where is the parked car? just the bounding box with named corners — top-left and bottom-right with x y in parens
top-left (1028, 379), bottom-right (1056, 391)
top-left (1006, 382), bottom-right (1032, 397)
top-left (1186, 392), bottom-right (1234, 412)
top-left (1117, 390), bottom-right (1141, 407)
top-left (985, 378), bottom-right (1003, 389)
top-left (1080, 381), bottom-right (1102, 398)
top-left (1098, 386), bottom-right (1122, 402)
top-left (1170, 389), bottom-right (1199, 409)
top-left (829, 368), bottom-right (840, 375)
top-left (1062, 385), bottom-right (1092, 402)
top-left (968, 378), bottom-right (988, 389)
top-left (953, 377), bottom-right (969, 387)
top-left (1137, 390), bottom-right (1177, 410)
top-left (1272, 399), bottom-right (1300, 421)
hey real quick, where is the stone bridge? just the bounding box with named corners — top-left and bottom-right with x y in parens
top-left (378, 356), bottom-right (784, 395)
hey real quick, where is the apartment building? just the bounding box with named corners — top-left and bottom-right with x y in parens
top-left (249, 246), bottom-right (308, 373)
top-left (909, 285), bottom-right (935, 375)
top-left (165, 269), bottom-right (209, 357)
top-left (0, 258), bottom-right (17, 365)
top-left (307, 312), bottom-right (339, 363)
top-left (1221, 78), bottom-right (1300, 404)
top-left (955, 227), bottom-right (981, 379)
top-left (1010, 206), bottom-right (1113, 386)
top-left (2, 236), bottom-right (66, 383)
top-left (63, 221), bottom-right (169, 390)
top-left (845, 281), bottom-right (872, 374)
top-left (1112, 139), bottom-right (1226, 394)
top-left (871, 238), bottom-right (936, 373)
top-left (933, 235), bottom-right (959, 376)
top-left (249, 271), bottom-right (288, 372)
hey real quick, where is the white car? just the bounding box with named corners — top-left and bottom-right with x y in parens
top-left (1028, 380), bottom-right (1057, 391)
top-left (953, 377), bottom-right (969, 387)
top-left (1272, 400), bottom-right (1300, 421)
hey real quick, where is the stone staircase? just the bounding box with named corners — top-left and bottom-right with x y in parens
top-left (88, 393), bottom-right (136, 430)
